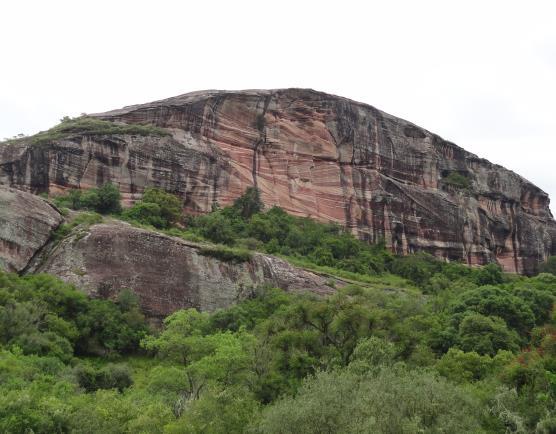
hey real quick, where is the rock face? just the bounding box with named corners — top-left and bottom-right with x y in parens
top-left (0, 186), bottom-right (63, 272)
top-left (1, 89), bottom-right (555, 274)
top-left (28, 220), bottom-right (334, 317)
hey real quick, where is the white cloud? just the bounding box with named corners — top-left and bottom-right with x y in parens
top-left (1, 0), bottom-right (555, 212)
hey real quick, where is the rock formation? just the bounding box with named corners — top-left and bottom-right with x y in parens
top-left (1, 89), bottom-right (555, 273)
top-left (0, 186), bottom-right (62, 272)
top-left (26, 220), bottom-right (334, 317)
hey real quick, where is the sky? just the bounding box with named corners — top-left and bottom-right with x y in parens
top-left (1, 0), bottom-right (555, 213)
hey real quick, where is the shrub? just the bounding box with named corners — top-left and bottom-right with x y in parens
top-left (140, 188), bottom-right (182, 226)
top-left (252, 367), bottom-right (484, 433)
top-left (52, 212), bottom-right (103, 242)
top-left (443, 171), bottom-right (471, 189)
top-left (233, 187), bottom-right (264, 219)
top-left (195, 212), bottom-right (237, 245)
top-left (123, 202), bottom-right (166, 228)
top-left (74, 363), bottom-right (133, 392)
top-left (96, 183), bottom-right (122, 214)
top-left (2, 116), bottom-right (170, 145)
top-left (53, 183), bottom-right (121, 214)
top-left (456, 313), bottom-right (520, 356)
top-left (389, 252), bottom-right (441, 285)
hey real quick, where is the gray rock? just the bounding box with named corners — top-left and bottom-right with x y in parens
top-left (30, 220), bottom-right (335, 317)
top-left (2, 88), bottom-right (555, 273)
top-left (0, 186), bottom-right (62, 272)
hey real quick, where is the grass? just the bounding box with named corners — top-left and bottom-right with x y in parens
top-left (1, 116), bottom-right (170, 146)
top-left (52, 212), bottom-right (103, 242)
top-left (282, 255), bottom-right (417, 290)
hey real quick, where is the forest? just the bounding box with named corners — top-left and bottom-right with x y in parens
top-left (2, 185), bottom-right (556, 433)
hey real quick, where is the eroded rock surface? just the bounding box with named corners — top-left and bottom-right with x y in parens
top-left (29, 220), bottom-right (335, 317)
top-left (2, 89), bottom-right (555, 273)
top-left (0, 185), bottom-right (62, 272)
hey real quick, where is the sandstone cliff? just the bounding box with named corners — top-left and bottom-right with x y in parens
top-left (26, 220), bottom-right (334, 317)
top-left (0, 184), bottom-right (335, 316)
top-left (1, 89), bottom-right (555, 273)
top-left (0, 186), bottom-right (62, 272)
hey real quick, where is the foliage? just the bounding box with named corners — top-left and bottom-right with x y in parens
top-left (443, 171), bottom-right (471, 189)
top-left (187, 201), bottom-right (393, 278)
top-left (0, 272), bottom-right (147, 359)
top-left (73, 363), bottom-right (133, 392)
top-left (232, 186), bottom-right (264, 219)
top-left (53, 183), bottom-right (121, 214)
top-left (252, 367), bottom-right (485, 433)
top-left (1, 116), bottom-right (169, 146)
top-left (122, 188), bottom-right (182, 229)
top-left (52, 211), bottom-right (103, 242)
top-left (3, 263), bottom-right (556, 432)
top-left (3, 187), bottom-right (556, 432)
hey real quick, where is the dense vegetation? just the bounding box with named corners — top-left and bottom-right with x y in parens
top-left (1, 116), bottom-right (169, 145)
top-left (3, 185), bottom-right (556, 432)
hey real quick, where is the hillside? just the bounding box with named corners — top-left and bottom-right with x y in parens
top-left (1, 185), bottom-right (556, 432)
top-left (2, 90), bottom-right (556, 432)
top-left (1, 89), bottom-right (555, 273)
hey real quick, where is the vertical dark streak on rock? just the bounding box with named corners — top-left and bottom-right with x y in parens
top-left (510, 203), bottom-right (520, 273)
top-left (251, 94), bottom-right (272, 188)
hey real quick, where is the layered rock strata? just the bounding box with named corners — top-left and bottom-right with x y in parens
top-left (26, 220), bottom-right (335, 317)
top-left (0, 186), bottom-right (62, 272)
top-left (1, 89), bottom-right (554, 273)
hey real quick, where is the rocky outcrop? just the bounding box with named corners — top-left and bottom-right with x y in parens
top-left (1, 89), bottom-right (555, 274)
top-left (0, 186), bottom-right (63, 272)
top-left (27, 220), bottom-right (335, 317)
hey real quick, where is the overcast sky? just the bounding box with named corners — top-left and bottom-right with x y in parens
top-left (1, 0), bottom-right (555, 213)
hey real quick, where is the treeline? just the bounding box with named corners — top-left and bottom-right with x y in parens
top-left (2, 269), bottom-right (556, 432)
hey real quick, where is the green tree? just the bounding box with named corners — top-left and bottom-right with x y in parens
top-left (233, 187), bottom-right (263, 219)
top-left (456, 313), bottom-right (520, 356)
top-left (252, 367), bottom-right (484, 434)
top-left (123, 202), bottom-right (166, 228)
top-left (140, 188), bottom-right (182, 226)
top-left (96, 182), bottom-right (122, 214)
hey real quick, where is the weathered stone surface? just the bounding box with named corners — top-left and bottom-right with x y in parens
top-left (2, 89), bottom-right (555, 273)
top-left (0, 185), bottom-right (62, 272)
top-left (29, 220), bottom-right (335, 317)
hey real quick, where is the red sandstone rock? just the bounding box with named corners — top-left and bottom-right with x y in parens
top-left (1, 89), bottom-right (554, 274)
top-left (27, 220), bottom-right (335, 317)
top-left (0, 186), bottom-right (63, 272)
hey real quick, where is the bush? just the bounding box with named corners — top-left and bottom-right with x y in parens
top-left (123, 187), bottom-right (183, 229)
top-left (252, 367), bottom-right (484, 433)
top-left (389, 252), bottom-right (441, 285)
top-left (443, 171), bottom-right (471, 189)
top-left (233, 187), bottom-right (263, 219)
top-left (52, 212), bottom-right (103, 242)
top-left (74, 363), bottom-right (133, 392)
top-left (195, 212), bottom-right (237, 245)
top-left (53, 183), bottom-right (121, 214)
top-left (456, 313), bottom-right (520, 356)
top-left (2, 116), bottom-right (170, 145)
top-left (96, 183), bottom-right (122, 214)
top-left (140, 188), bottom-right (182, 226)
top-left (123, 202), bottom-right (166, 228)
